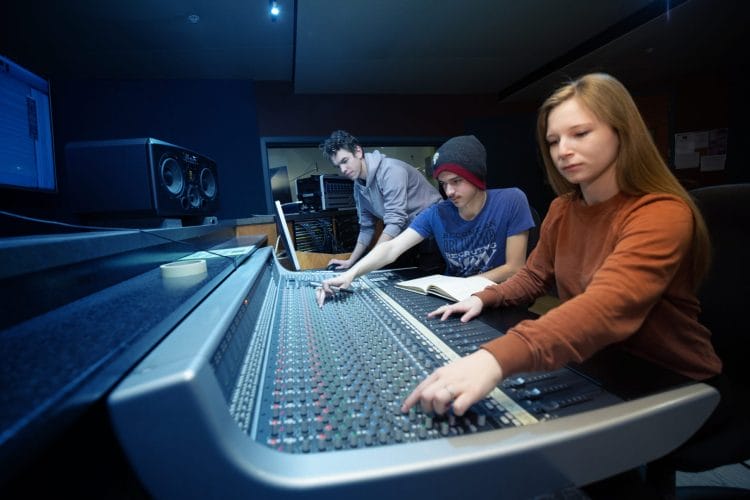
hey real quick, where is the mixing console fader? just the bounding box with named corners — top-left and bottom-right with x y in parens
top-left (108, 247), bottom-right (719, 500)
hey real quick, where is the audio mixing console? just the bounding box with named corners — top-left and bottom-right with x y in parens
top-left (108, 246), bottom-right (718, 499)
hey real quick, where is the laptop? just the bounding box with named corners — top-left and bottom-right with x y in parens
top-left (274, 199), bottom-right (303, 271)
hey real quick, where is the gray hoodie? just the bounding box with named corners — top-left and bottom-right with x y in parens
top-left (355, 151), bottom-right (442, 247)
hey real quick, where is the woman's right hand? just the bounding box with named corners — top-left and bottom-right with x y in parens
top-left (427, 295), bottom-right (484, 322)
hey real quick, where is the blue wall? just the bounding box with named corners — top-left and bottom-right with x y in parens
top-left (467, 113), bottom-right (555, 217)
top-left (50, 78), bottom-right (265, 221)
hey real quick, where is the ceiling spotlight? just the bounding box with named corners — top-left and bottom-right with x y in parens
top-left (269, 1), bottom-right (280, 20)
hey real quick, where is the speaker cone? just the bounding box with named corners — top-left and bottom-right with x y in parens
top-left (199, 167), bottom-right (217, 199)
top-left (160, 157), bottom-right (185, 195)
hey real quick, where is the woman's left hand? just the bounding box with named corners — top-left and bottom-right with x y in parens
top-left (401, 350), bottom-right (504, 416)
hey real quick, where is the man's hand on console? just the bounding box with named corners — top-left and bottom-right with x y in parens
top-left (326, 258), bottom-right (352, 270)
top-left (315, 272), bottom-right (355, 307)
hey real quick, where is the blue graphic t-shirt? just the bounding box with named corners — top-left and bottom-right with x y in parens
top-left (409, 188), bottom-right (535, 277)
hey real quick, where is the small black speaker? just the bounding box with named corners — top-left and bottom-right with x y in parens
top-left (65, 138), bottom-right (219, 218)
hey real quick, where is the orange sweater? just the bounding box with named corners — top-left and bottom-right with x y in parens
top-left (477, 192), bottom-right (721, 380)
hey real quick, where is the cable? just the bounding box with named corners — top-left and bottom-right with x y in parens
top-left (0, 209), bottom-right (238, 267)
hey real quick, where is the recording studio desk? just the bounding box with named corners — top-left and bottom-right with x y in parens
top-left (0, 232), bottom-right (718, 499)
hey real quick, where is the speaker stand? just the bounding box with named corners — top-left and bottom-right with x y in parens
top-left (160, 218), bottom-right (183, 228)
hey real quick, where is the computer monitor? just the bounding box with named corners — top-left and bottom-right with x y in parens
top-left (0, 54), bottom-right (56, 192)
top-left (269, 166), bottom-right (293, 205)
top-left (274, 199), bottom-right (301, 271)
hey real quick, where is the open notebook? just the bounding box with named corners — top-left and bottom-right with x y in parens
top-left (395, 274), bottom-right (495, 302)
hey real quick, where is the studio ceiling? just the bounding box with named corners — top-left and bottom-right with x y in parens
top-left (1, 0), bottom-right (747, 103)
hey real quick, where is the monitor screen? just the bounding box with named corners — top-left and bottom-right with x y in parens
top-left (274, 199), bottom-right (301, 271)
top-left (0, 54), bottom-right (56, 192)
top-left (269, 166), bottom-right (293, 205)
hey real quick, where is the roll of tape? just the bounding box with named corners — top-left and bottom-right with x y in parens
top-left (160, 259), bottom-right (207, 279)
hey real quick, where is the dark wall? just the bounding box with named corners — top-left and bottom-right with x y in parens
top-left (670, 72), bottom-right (748, 188)
top-left (254, 82), bottom-right (514, 138)
top-left (466, 113), bottom-right (556, 217)
top-left (1, 78), bottom-right (264, 234)
top-left (726, 75), bottom-right (749, 185)
top-left (52, 78), bottom-right (264, 220)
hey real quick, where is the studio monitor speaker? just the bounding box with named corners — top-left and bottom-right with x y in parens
top-left (65, 138), bottom-right (219, 218)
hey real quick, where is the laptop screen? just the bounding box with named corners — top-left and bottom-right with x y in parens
top-left (274, 200), bottom-right (301, 271)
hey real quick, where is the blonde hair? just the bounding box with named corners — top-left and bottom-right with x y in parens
top-left (536, 73), bottom-right (711, 286)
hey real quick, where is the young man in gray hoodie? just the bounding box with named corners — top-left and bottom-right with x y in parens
top-left (320, 130), bottom-right (442, 270)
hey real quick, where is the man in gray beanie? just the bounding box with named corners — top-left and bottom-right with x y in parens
top-left (431, 134), bottom-right (488, 190)
top-left (317, 134), bottom-right (535, 306)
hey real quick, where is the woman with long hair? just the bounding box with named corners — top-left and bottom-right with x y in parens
top-left (402, 73), bottom-right (721, 418)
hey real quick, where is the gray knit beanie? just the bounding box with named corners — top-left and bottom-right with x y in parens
top-left (431, 135), bottom-right (487, 189)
